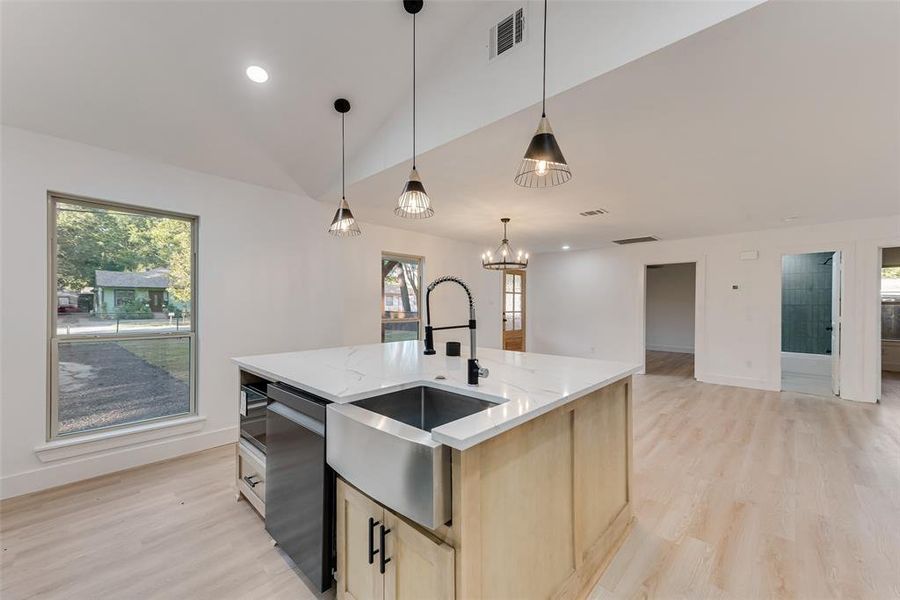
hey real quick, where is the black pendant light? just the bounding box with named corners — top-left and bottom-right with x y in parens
top-left (482, 218), bottom-right (528, 270)
top-left (514, 0), bottom-right (571, 188)
top-left (395, 0), bottom-right (434, 219)
top-left (328, 98), bottom-right (362, 237)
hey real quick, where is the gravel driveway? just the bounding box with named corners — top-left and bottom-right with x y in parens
top-left (58, 341), bottom-right (190, 434)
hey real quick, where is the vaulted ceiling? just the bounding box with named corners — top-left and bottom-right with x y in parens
top-left (1, 0), bottom-right (756, 199)
top-left (342, 0), bottom-right (900, 252)
top-left (3, 1), bottom-right (897, 253)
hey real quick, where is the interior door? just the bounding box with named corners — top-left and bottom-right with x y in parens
top-left (336, 479), bottom-right (385, 600)
top-left (503, 270), bottom-right (526, 352)
top-left (831, 251), bottom-right (842, 395)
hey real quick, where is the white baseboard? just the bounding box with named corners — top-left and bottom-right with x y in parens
top-left (697, 372), bottom-right (778, 391)
top-left (646, 344), bottom-right (695, 354)
top-left (1, 425), bottom-right (238, 500)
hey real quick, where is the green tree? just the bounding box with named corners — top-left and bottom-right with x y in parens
top-left (146, 218), bottom-right (192, 305)
top-left (56, 203), bottom-right (191, 306)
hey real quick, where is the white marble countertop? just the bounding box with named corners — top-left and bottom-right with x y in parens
top-left (234, 341), bottom-right (639, 450)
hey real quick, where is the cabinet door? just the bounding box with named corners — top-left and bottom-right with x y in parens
top-left (336, 480), bottom-right (384, 600)
top-left (383, 510), bottom-right (455, 600)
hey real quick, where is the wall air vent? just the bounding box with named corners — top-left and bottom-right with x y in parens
top-left (489, 7), bottom-right (526, 60)
top-left (613, 236), bottom-right (660, 245)
top-left (579, 209), bottom-right (609, 217)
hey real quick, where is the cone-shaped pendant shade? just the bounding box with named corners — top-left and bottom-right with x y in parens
top-left (514, 116), bottom-right (571, 188)
top-left (328, 98), bottom-right (361, 238)
top-left (394, 167), bottom-right (434, 219)
top-left (328, 197), bottom-right (361, 237)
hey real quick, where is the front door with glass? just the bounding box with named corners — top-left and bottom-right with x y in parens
top-left (503, 269), bottom-right (526, 352)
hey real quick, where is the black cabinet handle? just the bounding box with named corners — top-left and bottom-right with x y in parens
top-left (242, 475), bottom-right (261, 488)
top-left (368, 517), bottom-right (380, 564)
top-left (379, 524), bottom-right (392, 574)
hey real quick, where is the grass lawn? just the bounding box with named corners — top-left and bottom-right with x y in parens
top-left (119, 337), bottom-right (190, 383)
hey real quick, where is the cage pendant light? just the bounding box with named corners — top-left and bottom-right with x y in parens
top-left (395, 0), bottom-right (434, 219)
top-left (328, 98), bottom-right (362, 237)
top-left (514, 0), bottom-right (571, 188)
top-left (482, 218), bottom-right (529, 270)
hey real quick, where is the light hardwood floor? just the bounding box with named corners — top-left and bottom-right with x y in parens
top-left (0, 447), bottom-right (329, 600)
top-left (2, 354), bottom-right (899, 599)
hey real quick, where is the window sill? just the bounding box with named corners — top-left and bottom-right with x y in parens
top-left (34, 415), bottom-right (207, 463)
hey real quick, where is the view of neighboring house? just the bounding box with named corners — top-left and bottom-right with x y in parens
top-left (382, 282), bottom-right (418, 315)
top-left (95, 268), bottom-right (170, 314)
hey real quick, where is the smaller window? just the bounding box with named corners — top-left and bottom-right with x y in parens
top-left (114, 289), bottom-right (135, 307)
top-left (382, 254), bottom-right (423, 343)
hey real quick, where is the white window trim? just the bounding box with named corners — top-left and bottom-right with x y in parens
top-left (381, 252), bottom-right (424, 342)
top-left (47, 192), bottom-right (199, 441)
top-left (34, 415), bottom-right (207, 462)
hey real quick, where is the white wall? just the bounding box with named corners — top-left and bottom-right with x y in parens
top-left (334, 224), bottom-right (500, 352)
top-left (528, 216), bottom-right (900, 402)
top-left (645, 263), bottom-right (696, 353)
top-left (349, 0), bottom-right (760, 190)
top-left (0, 126), bottom-right (500, 499)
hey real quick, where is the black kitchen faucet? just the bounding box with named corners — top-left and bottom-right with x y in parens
top-left (423, 276), bottom-right (489, 385)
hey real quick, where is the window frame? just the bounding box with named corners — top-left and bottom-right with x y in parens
top-left (114, 289), bottom-right (136, 307)
top-left (381, 252), bottom-right (424, 343)
top-left (47, 192), bottom-right (199, 441)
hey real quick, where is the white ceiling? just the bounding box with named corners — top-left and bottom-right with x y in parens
top-left (342, 0), bottom-right (900, 252)
top-left (0, 0), bottom-right (484, 197)
top-left (1, 0), bottom-right (757, 202)
top-left (3, 1), bottom-right (897, 254)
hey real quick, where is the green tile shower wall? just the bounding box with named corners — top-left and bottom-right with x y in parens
top-left (781, 252), bottom-right (834, 354)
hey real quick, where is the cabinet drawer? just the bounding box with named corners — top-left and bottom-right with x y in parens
top-left (238, 439), bottom-right (266, 517)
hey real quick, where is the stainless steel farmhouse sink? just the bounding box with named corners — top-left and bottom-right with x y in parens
top-left (326, 386), bottom-right (496, 529)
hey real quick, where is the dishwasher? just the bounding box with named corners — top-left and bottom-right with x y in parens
top-left (265, 383), bottom-right (334, 592)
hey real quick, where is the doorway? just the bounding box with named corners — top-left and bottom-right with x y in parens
top-left (149, 290), bottom-right (165, 313)
top-left (880, 246), bottom-right (900, 405)
top-left (644, 263), bottom-right (696, 378)
top-left (502, 269), bottom-right (525, 351)
top-left (780, 251), bottom-right (841, 396)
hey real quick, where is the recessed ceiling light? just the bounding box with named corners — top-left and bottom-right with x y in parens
top-left (561, 245), bottom-right (570, 250)
top-left (245, 65), bottom-right (269, 83)
top-left (782, 215), bottom-right (799, 222)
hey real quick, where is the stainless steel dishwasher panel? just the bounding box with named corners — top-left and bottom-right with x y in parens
top-left (265, 398), bottom-right (333, 592)
top-left (326, 402), bottom-right (451, 530)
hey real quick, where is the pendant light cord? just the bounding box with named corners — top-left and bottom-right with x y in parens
top-left (541, 0), bottom-right (547, 118)
top-left (341, 113), bottom-right (345, 199)
top-left (412, 12), bottom-right (417, 169)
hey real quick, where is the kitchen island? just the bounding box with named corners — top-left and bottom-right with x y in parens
top-left (234, 341), bottom-right (639, 600)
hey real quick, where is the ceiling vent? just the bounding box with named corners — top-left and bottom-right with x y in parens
top-left (579, 209), bottom-right (608, 217)
top-left (613, 236), bottom-right (660, 245)
top-left (489, 8), bottom-right (525, 60)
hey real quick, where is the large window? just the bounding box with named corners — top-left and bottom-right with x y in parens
top-left (50, 194), bottom-right (196, 438)
top-left (381, 254), bottom-right (422, 342)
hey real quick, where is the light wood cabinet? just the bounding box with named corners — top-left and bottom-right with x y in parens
top-left (383, 510), bottom-right (455, 600)
top-left (337, 479), bottom-right (455, 600)
top-left (337, 377), bottom-right (632, 600)
top-left (235, 439), bottom-right (266, 517)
